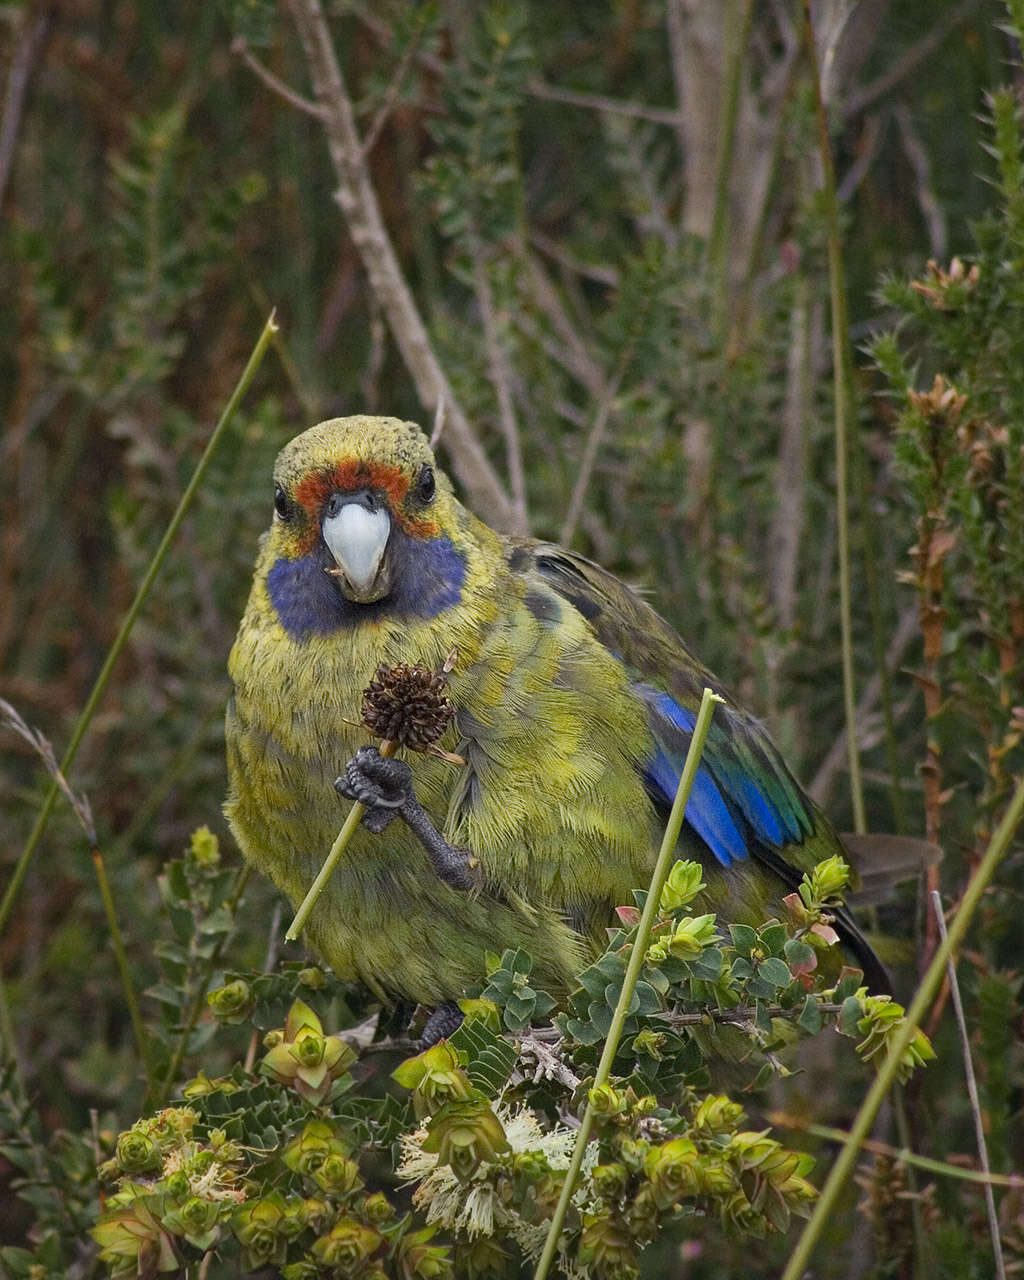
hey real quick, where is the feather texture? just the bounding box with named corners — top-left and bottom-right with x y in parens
top-left (226, 416), bottom-right (890, 1003)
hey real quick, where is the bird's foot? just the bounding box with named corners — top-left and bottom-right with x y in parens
top-left (335, 745), bottom-right (483, 891)
top-left (335, 745), bottom-right (413, 833)
top-left (416, 1001), bottom-right (465, 1050)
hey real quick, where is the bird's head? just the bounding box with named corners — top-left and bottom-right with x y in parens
top-left (263, 416), bottom-right (470, 639)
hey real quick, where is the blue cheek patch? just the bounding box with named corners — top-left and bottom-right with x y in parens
top-left (268, 534), bottom-right (466, 641)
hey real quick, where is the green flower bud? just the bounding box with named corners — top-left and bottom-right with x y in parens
top-left (800, 855), bottom-right (850, 909)
top-left (588, 1083), bottom-right (628, 1117)
top-left (279, 1198), bottom-right (308, 1241)
top-left (616, 1137), bottom-right (651, 1173)
top-left (313, 1153), bottom-right (363, 1197)
top-left (162, 1193), bottom-right (222, 1247)
top-left (362, 1192), bottom-right (393, 1224)
top-left (115, 1130), bottom-right (160, 1175)
top-left (659, 860), bottom-right (705, 913)
top-left (631, 1027), bottom-right (665, 1059)
top-left (692, 1094), bottom-right (745, 1135)
top-left (282, 1263), bottom-right (321, 1280)
top-left (233, 1195), bottom-right (289, 1268)
top-left (180, 1197), bottom-right (219, 1232)
top-left (699, 1157), bottom-right (737, 1197)
top-left (261, 1000), bottom-right (357, 1104)
top-left (666, 913), bottom-right (719, 958)
top-left (208, 1129), bottom-right (242, 1163)
top-left (578, 1211), bottom-right (638, 1279)
top-left (163, 1171), bottom-right (190, 1198)
top-left (422, 1099), bottom-right (510, 1181)
top-left (392, 1041), bottom-right (475, 1120)
top-left (207, 979), bottom-right (253, 1023)
top-left (397, 1225), bottom-right (454, 1280)
top-left (302, 1197), bottom-right (331, 1230)
top-left (283, 1119), bottom-right (352, 1179)
top-left (624, 1184), bottom-right (659, 1239)
top-left (631, 1094), bottom-right (658, 1117)
top-left (311, 1217), bottom-right (383, 1270)
top-left (298, 966), bottom-right (326, 988)
top-left (511, 1150), bottom-right (549, 1182)
top-left (457, 998), bottom-right (501, 1032)
top-left (592, 1162), bottom-right (629, 1199)
top-left (644, 1137), bottom-right (701, 1208)
top-left (189, 825), bottom-right (220, 867)
top-left (91, 1198), bottom-right (179, 1273)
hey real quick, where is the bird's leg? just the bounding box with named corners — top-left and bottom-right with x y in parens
top-left (335, 745), bottom-right (481, 890)
top-left (416, 1001), bottom-right (465, 1050)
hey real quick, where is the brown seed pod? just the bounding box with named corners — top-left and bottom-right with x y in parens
top-left (360, 649), bottom-right (461, 758)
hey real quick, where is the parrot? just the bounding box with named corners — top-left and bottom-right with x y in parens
top-left (225, 414), bottom-right (893, 1010)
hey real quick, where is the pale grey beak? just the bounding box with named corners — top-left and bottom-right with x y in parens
top-left (322, 502), bottom-right (391, 602)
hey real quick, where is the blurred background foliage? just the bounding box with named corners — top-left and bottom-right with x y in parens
top-left (1, 0), bottom-right (1022, 1275)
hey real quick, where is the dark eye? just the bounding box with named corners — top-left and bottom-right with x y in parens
top-left (274, 483), bottom-right (292, 520)
top-left (414, 465), bottom-right (435, 505)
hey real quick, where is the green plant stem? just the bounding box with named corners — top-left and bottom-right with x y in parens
top-left (802, 0), bottom-right (866, 833)
top-left (780, 770), bottom-right (1024, 1280)
top-left (931, 889), bottom-right (1007, 1280)
top-left (286, 738), bottom-right (398, 942)
top-left (533, 688), bottom-right (724, 1280)
top-left (92, 846), bottom-right (156, 1090)
top-left (708, 0), bottom-right (755, 342)
top-left (770, 1117), bottom-right (1024, 1189)
top-left (0, 312), bottom-right (278, 944)
top-left (0, 968), bottom-right (26, 1099)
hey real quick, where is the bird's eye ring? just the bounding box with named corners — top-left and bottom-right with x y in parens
top-left (274, 484), bottom-right (292, 521)
top-left (414, 464), bottom-right (436, 505)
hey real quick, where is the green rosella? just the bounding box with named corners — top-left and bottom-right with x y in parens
top-left (226, 415), bottom-right (890, 1006)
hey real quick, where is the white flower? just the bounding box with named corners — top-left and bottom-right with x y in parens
top-left (397, 1103), bottom-right (586, 1241)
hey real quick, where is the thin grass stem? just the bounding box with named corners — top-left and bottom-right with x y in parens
top-left (0, 313), bottom-right (278, 944)
top-left (930, 889), bottom-right (1006, 1280)
top-left (92, 846), bottom-right (157, 1089)
top-left (802, 0), bottom-right (866, 833)
top-left (780, 771), bottom-right (1024, 1280)
top-left (533, 688), bottom-right (724, 1280)
top-left (286, 739), bottom-right (398, 942)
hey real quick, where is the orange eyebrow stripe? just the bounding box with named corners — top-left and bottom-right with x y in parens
top-left (294, 461), bottom-right (438, 545)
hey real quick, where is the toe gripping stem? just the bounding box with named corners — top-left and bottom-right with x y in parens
top-left (335, 746), bottom-right (478, 892)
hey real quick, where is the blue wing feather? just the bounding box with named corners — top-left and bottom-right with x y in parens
top-left (639, 685), bottom-right (808, 864)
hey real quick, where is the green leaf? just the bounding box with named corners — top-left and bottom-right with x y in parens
top-left (729, 924), bottom-right (758, 956)
top-left (798, 997), bottom-right (823, 1034)
top-left (757, 957), bottom-right (793, 989)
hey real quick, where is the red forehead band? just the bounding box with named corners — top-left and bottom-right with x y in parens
top-left (292, 460), bottom-right (438, 547)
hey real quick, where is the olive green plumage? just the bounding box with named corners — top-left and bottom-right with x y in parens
top-left (225, 415), bottom-right (884, 1005)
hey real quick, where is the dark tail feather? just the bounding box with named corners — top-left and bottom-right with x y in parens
top-left (833, 902), bottom-right (892, 995)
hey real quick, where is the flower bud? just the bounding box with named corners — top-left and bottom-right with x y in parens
top-left (311, 1217), bottom-right (383, 1269)
top-left (362, 1192), bottom-right (393, 1224)
top-left (666, 914), bottom-right (718, 958)
top-left (588, 1083), bottom-right (627, 1117)
top-left (659, 860), bottom-right (705, 913)
top-left (692, 1094), bottom-right (744, 1135)
top-left (313, 1153), bottom-right (363, 1197)
top-left (592, 1162), bottom-right (629, 1199)
top-left (207, 978), bottom-right (252, 1023)
top-left (644, 1137), bottom-right (701, 1208)
top-left (422, 1100), bottom-right (510, 1181)
top-left (115, 1129), bottom-right (160, 1175)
